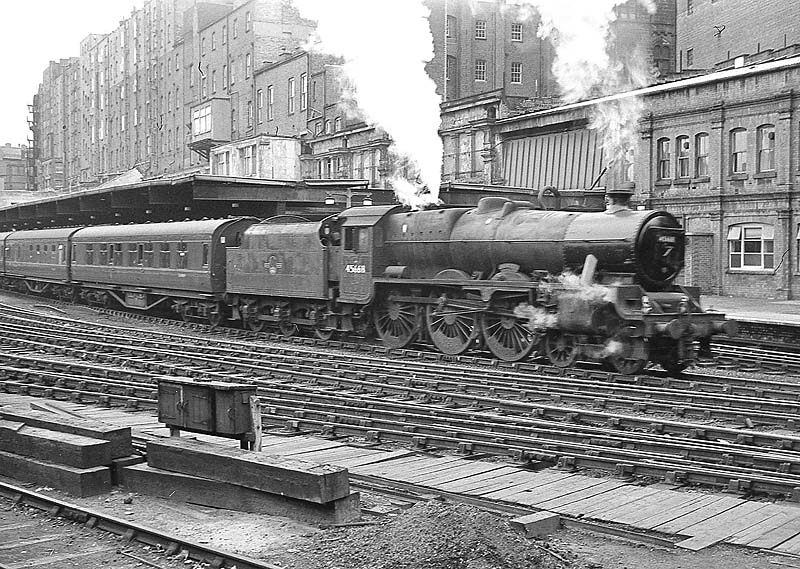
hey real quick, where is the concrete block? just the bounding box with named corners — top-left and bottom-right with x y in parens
top-left (0, 406), bottom-right (132, 458)
top-left (0, 419), bottom-right (112, 468)
top-left (0, 449), bottom-right (110, 497)
top-left (510, 511), bottom-right (561, 538)
top-left (122, 463), bottom-right (360, 525)
top-left (147, 437), bottom-right (350, 504)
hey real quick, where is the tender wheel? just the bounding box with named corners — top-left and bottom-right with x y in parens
top-left (373, 291), bottom-right (419, 349)
top-left (245, 316), bottom-right (265, 332)
top-left (425, 296), bottom-right (479, 355)
top-left (180, 304), bottom-right (192, 323)
top-left (606, 337), bottom-right (648, 375)
top-left (544, 330), bottom-right (578, 368)
top-left (480, 311), bottom-right (536, 362)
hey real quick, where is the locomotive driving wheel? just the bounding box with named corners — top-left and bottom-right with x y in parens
top-left (543, 330), bottom-right (578, 368)
top-left (606, 337), bottom-right (648, 375)
top-left (479, 310), bottom-right (536, 362)
top-left (425, 295), bottom-right (479, 355)
top-left (373, 290), bottom-right (419, 349)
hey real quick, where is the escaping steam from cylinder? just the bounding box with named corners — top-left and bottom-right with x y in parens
top-left (293, 0), bottom-right (442, 208)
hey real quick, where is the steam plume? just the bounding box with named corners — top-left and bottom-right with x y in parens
top-left (293, 0), bottom-right (442, 208)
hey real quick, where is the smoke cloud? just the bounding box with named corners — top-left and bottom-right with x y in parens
top-left (509, 0), bottom-right (656, 169)
top-left (292, 0), bottom-right (442, 208)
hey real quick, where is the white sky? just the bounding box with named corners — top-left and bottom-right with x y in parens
top-left (0, 1), bottom-right (145, 146)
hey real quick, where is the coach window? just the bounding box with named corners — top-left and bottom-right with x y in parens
top-left (159, 243), bottom-right (170, 268)
top-left (115, 244), bottom-right (124, 265)
top-left (143, 243), bottom-right (154, 267)
top-left (58, 244), bottom-right (66, 265)
top-left (730, 128), bottom-right (747, 174)
top-left (656, 138), bottom-right (670, 180)
top-left (85, 244), bottom-right (94, 265)
top-left (728, 224), bottom-right (774, 270)
top-left (178, 242), bottom-right (188, 269)
top-left (676, 136), bottom-right (690, 178)
top-left (757, 124), bottom-right (775, 172)
top-left (127, 243), bottom-right (138, 266)
top-left (137, 244), bottom-right (144, 266)
top-left (99, 244), bottom-right (108, 265)
top-left (695, 132), bottom-right (709, 177)
top-left (202, 243), bottom-right (209, 267)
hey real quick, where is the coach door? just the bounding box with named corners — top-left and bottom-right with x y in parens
top-left (339, 225), bottom-right (373, 303)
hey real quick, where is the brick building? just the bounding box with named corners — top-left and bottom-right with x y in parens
top-left (676, 0), bottom-right (800, 71)
top-left (0, 144), bottom-right (30, 192)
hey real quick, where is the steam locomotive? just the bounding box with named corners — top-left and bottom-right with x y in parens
top-left (0, 191), bottom-right (735, 375)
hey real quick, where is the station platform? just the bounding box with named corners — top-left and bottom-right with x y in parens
top-left (3, 393), bottom-right (800, 556)
top-left (701, 295), bottom-right (800, 327)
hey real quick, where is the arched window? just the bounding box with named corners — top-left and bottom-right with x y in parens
top-left (676, 135), bottom-right (690, 178)
top-left (757, 124), bottom-right (775, 172)
top-left (730, 128), bottom-right (747, 174)
top-left (695, 132), bottom-right (709, 177)
top-left (657, 137), bottom-right (671, 180)
top-left (728, 224), bottom-right (774, 270)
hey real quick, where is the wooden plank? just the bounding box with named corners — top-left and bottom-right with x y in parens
top-left (389, 456), bottom-right (469, 481)
top-left (0, 405), bottom-right (132, 458)
top-left (630, 494), bottom-right (722, 530)
top-left (726, 506), bottom-right (800, 547)
top-left (745, 514), bottom-right (800, 550)
top-left (338, 449), bottom-right (417, 469)
top-left (773, 532), bottom-right (800, 555)
top-left (480, 471), bottom-right (575, 501)
top-left (414, 462), bottom-right (509, 488)
top-left (0, 449), bottom-right (110, 497)
top-left (122, 463), bottom-right (360, 525)
top-left (533, 479), bottom-right (628, 511)
top-left (146, 437), bottom-right (349, 504)
top-left (354, 456), bottom-right (435, 478)
top-left (578, 486), bottom-right (666, 519)
top-left (676, 502), bottom-right (774, 550)
top-left (435, 466), bottom-right (523, 493)
top-left (652, 496), bottom-right (749, 534)
top-left (251, 437), bottom-right (343, 455)
top-left (0, 420), bottom-right (112, 468)
top-left (514, 475), bottom-right (610, 506)
top-left (609, 491), bottom-right (704, 526)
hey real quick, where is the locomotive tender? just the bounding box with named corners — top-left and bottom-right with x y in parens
top-left (0, 192), bottom-right (735, 375)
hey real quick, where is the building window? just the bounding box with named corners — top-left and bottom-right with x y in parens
top-left (245, 11), bottom-right (251, 32)
top-left (324, 120), bottom-right (331, 134)
top-left (446, 56), bottom-right (454, 82)
top-left (695, 132), bottom-right (709, 177)
top-left (192, 105), bottom-right (212, 134)
top-left (676, 135), bottom-right (690, 178)
top-left (730, 128), bottom-right (747, 174)
top-left (475, 59), bottom-right (486, 82)
top-left (222, 24), bottom-right (227, 44)
top-left (657, 137), bottom-right (671, 180)
top-left (511, 22), bottom-right (523, 41)
top-left (300, 73), bottom-right (308, 111)
top-left (288, 77), bottom-right (296, 114)
top-left (686, 48), bottom-right (694, 67)
top-left (212, 151), bottom-right (230, 175)
top-left (247, 101), bottom-right (253, 127)
top-left (233, 18), bottom-right (238, 38)
top-left (757, 124), bottom-right (775, 172)
top-left (211, 32), bottom-right (216, 50)
top-left (230, 59), bottom-right (236, 84)
top-left (200, 71), bottom-right (208, 98)
top-left (334, 117), bottom-right (341, 132)
top-left (222, 65), bottom-right (228, 89)
top-left (475, 20), bottom-right (486, 39)
top-left (211, 70), bottom-right (217, 93)
top-left (267, 85), bottom-right (274, 120)
top-left (687, 0), bottom-right (694, 14)
top-left (728, 224), bottom-right (774, 270)
top-left (257, 89), bottom-right (263, 123)
top-left (239, 145), bottom-right (256, 176)
top-left (510, 62), bottom-right (522, 84)
top-left (201, 37), bottom-right (206, 56)
top-left (245, 53), bottom-right (252, 78)
top-left (446, 16), bottom-right (456, 38)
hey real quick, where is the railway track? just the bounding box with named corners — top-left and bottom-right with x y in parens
top-left (0, 481), bottom-right (280, 569)
top-left (3, 300), bottom-right (800, 499)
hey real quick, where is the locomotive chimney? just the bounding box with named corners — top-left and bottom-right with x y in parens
top-left (604, 188), bottom-right (634, 213)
